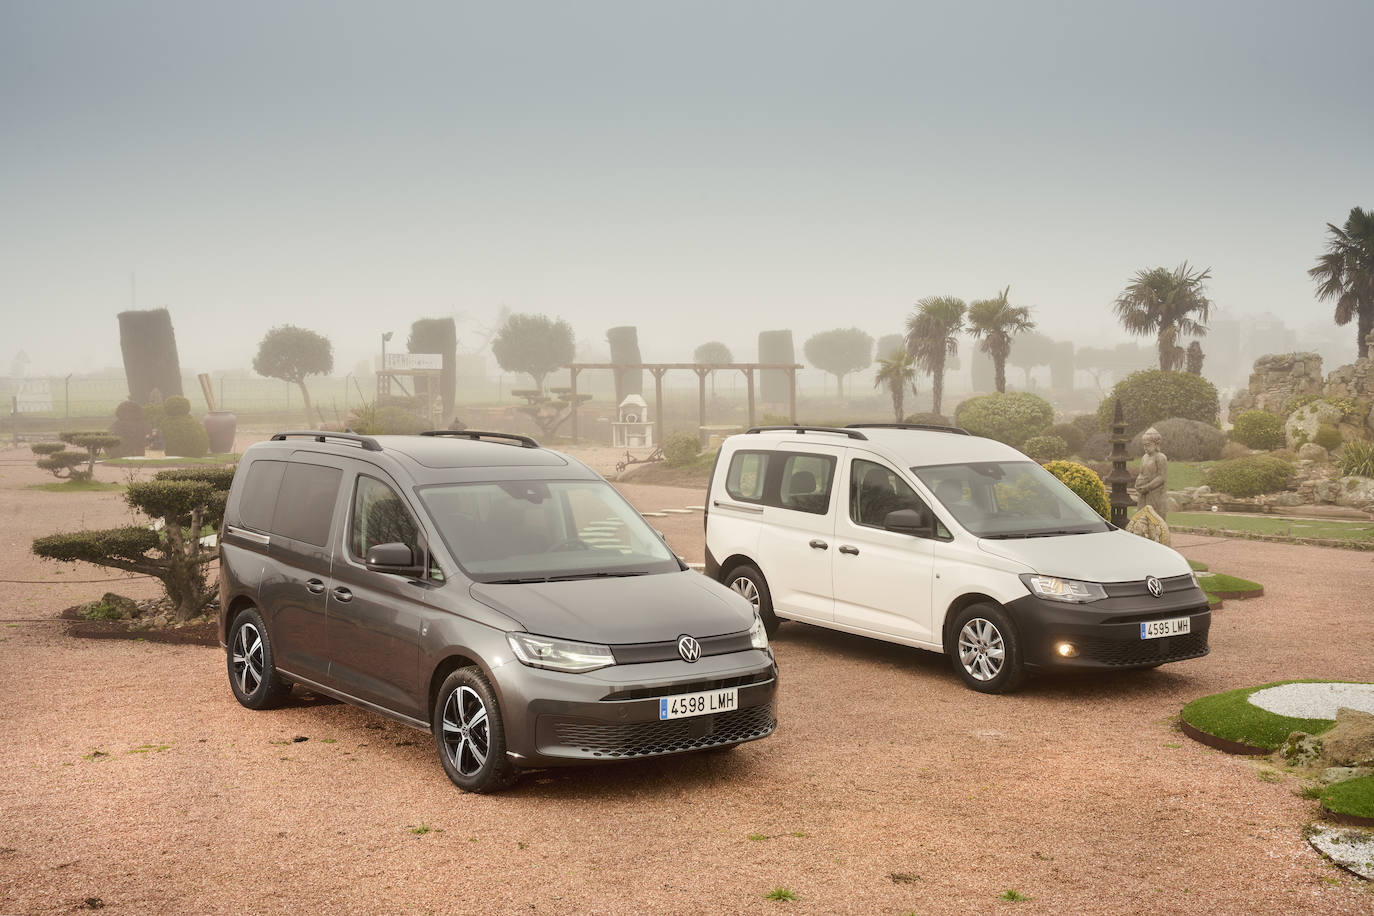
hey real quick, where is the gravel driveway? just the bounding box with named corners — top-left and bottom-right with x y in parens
top-left (1, 444), bottom-right (1372, 914)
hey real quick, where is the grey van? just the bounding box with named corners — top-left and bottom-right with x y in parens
top-left (219, 430), bottom-right (776, 792)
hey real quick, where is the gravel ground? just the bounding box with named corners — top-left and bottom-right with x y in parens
top-left (1249, 684), bottom-right (1374, 719)
top-left (2, 441), bottom-right (1373, 913)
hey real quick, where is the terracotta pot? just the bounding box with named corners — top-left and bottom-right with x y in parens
top-left (202, 410), bottom-right (237, 454)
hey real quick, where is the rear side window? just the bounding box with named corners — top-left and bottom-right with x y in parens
top-left (271, 463), bottom-right (342, 547)
top-left (238, 460), bottom-right (286, 532)
top-left (725, 451), bottom-right (769, 502)
top-left (777, 453), bottom-right (835, 514)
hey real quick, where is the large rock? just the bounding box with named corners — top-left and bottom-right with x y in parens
top-left (1321, 707), bottom-right (1374, 767)
top-left (1125, 505), bottom-right (1170, 545)
top-left (1296, 442), bottom-right (1329, 462)
top-left (1333, 475), bottom-right (1374, 510)
top-left (1228, 352), bottom-right (1324, 422)
top-left (1285, 400), bottom-right (1343, 449)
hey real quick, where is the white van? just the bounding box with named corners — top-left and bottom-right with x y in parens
top-left (704, 424), bottom-right (1210, 693)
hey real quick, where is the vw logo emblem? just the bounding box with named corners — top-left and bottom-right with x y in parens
top-left (677, 635), bottom-right (702, 663)
top-left (1146, 576), bottom-right (1163, 598)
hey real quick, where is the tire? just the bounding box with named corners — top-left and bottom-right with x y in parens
top-left (948, 603), bottom-right (1025, 694)
top-left (724, 563), bottom-right (781, 636)
top-left (226, 607), bottom-right (294, 709)
top-left (432, 667), bottom-right (517, 793)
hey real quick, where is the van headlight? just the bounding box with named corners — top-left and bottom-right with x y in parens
top-left (747, 615), bottom-right (769, 650)
top-left (1020, 574), bottom-right (1107, 603)
top-left (506, 632), bottom-right (614, 673)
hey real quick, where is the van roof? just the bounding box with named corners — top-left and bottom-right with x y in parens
top-left (736, 426), bottom-right (1027, 467)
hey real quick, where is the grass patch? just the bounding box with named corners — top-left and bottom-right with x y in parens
top-left (104, 453), bottom-right (239, 467)
top-left (410, 824), bottom-right (432, 835)
top-left (764, 887), bottom-right (799, 902)
top-left (998, 889), bottom-right (1030, 901)
top-left (748, 832), bottom-right (768, 842)
top-left (1168, 461), bottom-right (1215, 490)
top-left (620, 450), bottom-right (716, 488)
top-left (27, 480), bottom-right (125, 493)
top-left (1322, 775), bottom-right (1374, 819)
top-left (1195, 572), bottom-right (1264, 603)
top-left (1180, 680), bottom-right (1339, 751)
top-left (1170, 512), bottom-right (1374, 544)
top-left (1187, 559), bottom-right (1209, 572)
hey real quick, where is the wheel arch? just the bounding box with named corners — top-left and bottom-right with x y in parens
top-left (222, 594), bottom-right (258, 645)
top-left (426, 652), bottom-right (491, 723)
top-left (940, 592), bottom-right (1006, 653)
top-left (717, 554), bottom-right (762, 584)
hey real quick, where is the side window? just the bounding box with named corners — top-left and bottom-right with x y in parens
top-left (238, 459), bottom-right (286, 532)
top-left (271, 463), bottom-right (342, 547)
top-left (776, 453), bottom-right (836, 515)
top-left (850, 459), bottom-right (930, 528)
top-left (725, 451), bottom-right (769, 502)
top-left (351, 476), bottom-right (420, 561)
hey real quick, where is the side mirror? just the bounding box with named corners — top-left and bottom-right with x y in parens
top-left (884, 508), bottom-right (934, 538)
top-left (366, 542), bottom-right (425, 576)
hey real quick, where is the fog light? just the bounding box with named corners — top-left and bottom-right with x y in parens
top-left (1056, 642), bottom-right (1078, 658)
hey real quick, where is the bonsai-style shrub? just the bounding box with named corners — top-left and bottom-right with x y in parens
top-left (1204, 455), bottom-right (1293, 498)
top-left (110, 400), bottom-right (151, 458)
top-left (1050, 422), bottom-right (1085, 456)
top-left (491, 313), bottom-right (575, 394)
top-left (253, 325), bottom-right (334, 428)
top-left (160, 396), bottom-right (209, 457)
top-left (903, 412), bottom-right (953, 427)
top-left (1338, 439), bottom-right (1374, 478)
top-left (1042, 459), bottom-right (1111, 519)
top-left (662, 432), bottom-right (702, 467)
top-left (31, 466), bottom-right (233, 621)
top-left (33, 432), bottom-right (122, 481)
top-left (1129, 417), bottom-right (1228, 461)
top-left (1314, 424), bottom-right (1343, 451)
top-left (1095, 369), bottom-right (1219, 436)
top-left (954, 391), bottom-right (1053, 447)
top-left (1231, 410), bottom-right (1285, 450)
top-left (1022, 434), bottom-right (1068, 463)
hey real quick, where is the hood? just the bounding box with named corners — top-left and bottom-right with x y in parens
top-left (977, 529), bottom-right (1190, 583)
top-left (469, 570), bottom-right (752, 645)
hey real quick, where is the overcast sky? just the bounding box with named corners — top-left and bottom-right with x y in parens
top-left (3, 0), bottom-right (1372, 376)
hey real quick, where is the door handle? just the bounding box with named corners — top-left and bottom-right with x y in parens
top-left (809, 539), bottom-right (829, 550)
top-left (332, 586), bottom-right (353, 603)
top-left (838, 545), bottom-right (860, 556)
top-left (305, 578), bottom-right (326, 594)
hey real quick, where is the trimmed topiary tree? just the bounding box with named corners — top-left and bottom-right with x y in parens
top-left (407, 317), bottom-right (458, 425)
top-left (1129, 417), bottom-right (1228, 461)
top-left (1231, 410), bottom-right (1285, 450)
top-left (662, 432), bottom-right (703, 467)
top-left (1022, 434), bottom-right (1068, 463)
top-left (31, 467), bottom-right (233, 621)
top-left (1204, 455), bottom-right (1293, 498)
top-left (1043, 459), bottom-right (1111, 519)
top-left (954, 391), bottom-right (1054, 447)
top-left (1095, 369), bottom-right (1219, 436)
top-left (160, 396), bottom-right (209, 457)
top-left (110, 400), bottom-right (151, 458)
top-left (34, 432), bottom-right (122, 481)
top-left (117, 308), bottom-right (184, 402)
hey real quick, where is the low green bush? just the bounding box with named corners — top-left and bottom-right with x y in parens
top-left (1204, 455), bottom-right (1293, 498)
top-left (662, 432), bottom-right (702, 466)
top-left (1042, 459), bottom-right (1110, 519)
top-left (1080, 432), bottom-right (1111, 461)
top-left (1220, 441), bottom-right (1251, 460)
top-left (1022, 434), bottom-right (1068, 463)
top-left (1230, 410), bottom-right (1285, 450)
top-left (1129, 417), bottom-right (1227, 461)
top-left (1050, 423), bottom-right (1085, 456)
top-left (1313, 424), bottom-right (1342, 451)
top-left (160, 396), bottom-right (209, 457)
top-left (954, 392), bottom-right (1053, 447)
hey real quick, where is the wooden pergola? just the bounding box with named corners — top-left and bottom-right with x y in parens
top-left (565, 362), bottom-right (804, 445)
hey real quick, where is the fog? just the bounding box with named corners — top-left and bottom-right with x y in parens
top-left (3, 1), bottom-right (1372, 388)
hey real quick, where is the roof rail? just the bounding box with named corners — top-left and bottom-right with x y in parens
top-left (744, 425), bottom-right (868, 441)
top-left (420, 430), bottom-right (540, 448)
top-left (845, 423), bottom-right (970, 436)
top-left (270, 430), bottom-right (383, 451)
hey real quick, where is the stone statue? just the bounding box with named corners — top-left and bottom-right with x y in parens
top-left (1135, 427), bottom-right (1169, 518)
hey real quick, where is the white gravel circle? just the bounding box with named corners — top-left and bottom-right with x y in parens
top-left (1247, 682), bottom-right (1374, 719)
top-left (1309, 827), bottom-right (1374, 881)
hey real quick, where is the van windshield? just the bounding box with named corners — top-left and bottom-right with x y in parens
top-left (912, 461), bottom-right (1111, 539)
top-left (417, 479), bottom-right (681, 583)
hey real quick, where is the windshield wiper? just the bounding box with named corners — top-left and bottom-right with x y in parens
top-left (483, 571), bottom-right (650, 584)
top-left (984, 528), bottom-right (1099, 540)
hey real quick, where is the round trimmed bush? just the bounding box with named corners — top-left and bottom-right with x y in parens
top-left (1128, 417), bottom-right (1228, 461)
top-left (1043, 460), bottom-right (1110, 519)
top-left (1314, 424), bottom-right (1342, 451)
top-left (110, 400), bottom-right (150, 458)
top-left (1022, 434), bottom-right (1068, 463)
top-left (1230, 410), bottom-right (1285, 450)
top-left (954, 392), bottom-right (1053, 447)
top-left (1050, 423), bottom-right (1085, 456)
top-left (1204, 455), bottom-right (1293, 498)
top-left (662, 432), bottom-right (702, 466)
top-left (1095, 370), bottom-right (1219, 436)
top-left (161, 399), bottom-right (209, 458)
top-left (163, 395), bottom-right (192, 417)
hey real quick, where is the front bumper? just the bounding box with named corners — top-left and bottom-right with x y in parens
top-left (491, 648), bottom-right (778, 767)
top-left (1005, 588), bottom-right (1211, 670)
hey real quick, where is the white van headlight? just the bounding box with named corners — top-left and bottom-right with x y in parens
top-left (747, 615), bottom-right (769, 650)
top-left (506, 632), bottom-right (614, 672)
top-left (1020, 574), bottom-right (1107, 603)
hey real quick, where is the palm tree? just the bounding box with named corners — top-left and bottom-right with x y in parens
top-left (966, 287), bottom-right (1035, 393)
top-left (1310, 206), bottom-right (1374, 359)
top-left (1112, 262), bottom-right (1212, 371)
top-left (904, 296), bottom-right (966, 415)
top-left (873, 349), bottom-right (919, 421)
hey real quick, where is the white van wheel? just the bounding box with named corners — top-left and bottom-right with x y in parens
top-left (725, 564), bottom-right (781, 637)
top-left (949, 603), bottom-right (1024, 694)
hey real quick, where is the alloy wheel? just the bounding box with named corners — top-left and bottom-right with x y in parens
top-left (730, 576), bottom-right (761, 613)
top-left (232, 622), bottom-right (264, 696)
top-left (441, 685), bottom-right (490, 776)
top-left (957, 617), bottom-right (1005, 682)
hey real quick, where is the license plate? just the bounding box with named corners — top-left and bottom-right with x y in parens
top-left (659, 687), bottom-right (738, 720)
top-left (1141, 617), bottom-right (1191, 639)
